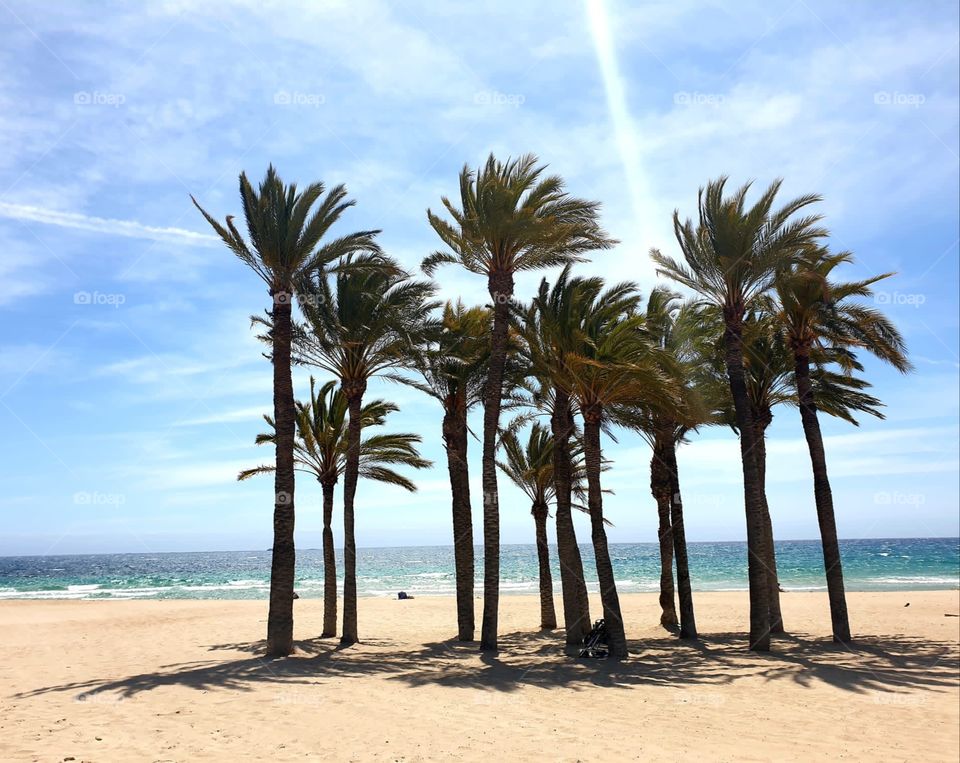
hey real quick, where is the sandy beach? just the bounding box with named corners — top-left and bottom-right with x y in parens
top-left (2, 591), bottom-right (958, 762)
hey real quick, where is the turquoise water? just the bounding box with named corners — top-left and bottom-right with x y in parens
top-left (0, 538), bottom-right (956, 600)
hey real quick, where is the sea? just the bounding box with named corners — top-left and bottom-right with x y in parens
top-left (0, 538), bottom-right (956, 600)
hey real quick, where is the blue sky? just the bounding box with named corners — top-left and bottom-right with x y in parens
top-left (0, 0), bottom-right (957, 555)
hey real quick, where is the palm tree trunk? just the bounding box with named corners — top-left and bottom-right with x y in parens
top-left (479, 271), bottom-right (514, 651)
top-left (582, 405), bottom-right (627, 659)
top-left (443, 398), bottom-right (475, 641)
top-left (794, 350), bottom-right (851, 643)
top-left (723, 314), bottom-right (771, 651)
top-left (321, 480), bottom-right (337, 638)
top-left (664, 440), bottom-right (697, 638)
top-left (532, 503), bottom-right (557, 630)
top-left (551, 389), bottom-right (591, 645)
top-left (340, 384), bottom-right (365, 646)
top-left (266, 295), bottom-right (296, 657)
top-left (755, 418), bottom-right (784, 634)
top-left (650, 438), bottom-right (677, 627)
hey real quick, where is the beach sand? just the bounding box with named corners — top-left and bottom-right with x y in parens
top-left (2, 591), bottom-right (958, 762)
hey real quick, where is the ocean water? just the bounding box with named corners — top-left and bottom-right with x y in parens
top-left (0, 538), bottom-right (956, 600)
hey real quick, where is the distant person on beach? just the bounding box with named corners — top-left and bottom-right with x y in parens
top-left (397, 591), bottom-right (414, 600)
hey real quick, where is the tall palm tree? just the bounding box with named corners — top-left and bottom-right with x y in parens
top-left (295, 253), bottom-right (438, 645)
top-left (192, 166), bottom-right (380, 656)
top-left (497, 424), bottom-right (560, 630)
top-left (652, 177), bottom-right (826, 651)
top-left (776, 247), bottom-right (910, 643)
top-left (238, 377), bottom-right (429, 637)
top-left (424, 153), bottom-right (616, 651)
top-left (743, 313), bottom-right (791, 632)
top-left (402, 301), bottom-right (491, 641)
top-left (555, 283), bottom-right (676, 660)
top-left (688, 304), bottom-right (793, 633)
top-left (694, 302), bottom-right (891, 635)
top-left (521, 268), bottom-right (611, 646)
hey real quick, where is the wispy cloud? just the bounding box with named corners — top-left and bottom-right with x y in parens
top-left (0, 202), bottom-right (218, 246)
top-left (585, 0), bottom-right (655, 248)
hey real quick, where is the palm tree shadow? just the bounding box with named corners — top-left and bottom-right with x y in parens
top-left (13, 629), bottom-right (958, 702)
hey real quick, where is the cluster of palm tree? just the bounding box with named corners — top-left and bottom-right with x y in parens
top-left (193, 157), bottom-right (908, 659)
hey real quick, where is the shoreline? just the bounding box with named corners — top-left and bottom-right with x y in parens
top-left (3, 538), bottom-right (956, 602)
top-left (3, 591), bottom-right (958, 761)
top-left (2, 584), bottom-right (959, 602)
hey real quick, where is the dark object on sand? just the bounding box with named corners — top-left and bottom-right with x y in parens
top-left (397, 591), bottom-right (414, 600)
top-left (293, 592), bottom-right (300, 600)
top-left (579, 619), bottom-right (609, 658)
top-left (904, 602), bottom-right (910, 607)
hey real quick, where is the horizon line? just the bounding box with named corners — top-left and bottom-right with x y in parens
top-left (1, 535), bottom-right (956, 559)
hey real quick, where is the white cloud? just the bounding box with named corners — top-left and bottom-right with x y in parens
top-left (0, 202), bottom-right (218, 246)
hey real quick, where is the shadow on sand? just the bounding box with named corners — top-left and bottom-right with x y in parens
top-left (13, 628), bottom-right (960, 702)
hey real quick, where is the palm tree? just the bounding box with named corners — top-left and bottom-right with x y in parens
top-left (402, 301), bottom-right (491, 641)
top-left (424, 154), bottom-right (616, 651)
top-left (497, 424), bottom-right (560, 630)
top-left (555, 283), bottom-right (676, 660)
top-left (741, 312), bottom-right (797, 633)
top-left (694, 301), bottom-right (892, 636)
top-left (521, 268), bottom-right (607, 646)
top-left (688, 304), bottom-right (793, 633)
top-left (192, 166), bottom-right (380, 656)
top-left (622, 288), bottom-right (723, 638)
top-left (652, 177), bottom-right (826, 651)
top-left (238, 377), bottom-right (429, 637)
top-left (775, 247), bottom-right (911, 643)
top-left (295, 253), bottom-right (438, 645)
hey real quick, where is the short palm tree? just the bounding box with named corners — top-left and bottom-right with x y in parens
top-left (238, 377), bottom-right (429, 638)
top-left (192, 166), bottom-right (380, 656)
top-left (295, 253), bottom-right (438, 645)
top-left (401, 301), bottom-right (491, 641)
top-left (652, 177), bottom-right (826, 651)
top-left (776, 246), bottom-right (910, 643)
top-left (621, 287), bottom-right (723, 638)
top-left (497, 424), bottom-right (560, 631)
top-left (424, 154), bottom-right (616, 651)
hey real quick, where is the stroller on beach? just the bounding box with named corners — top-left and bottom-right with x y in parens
top-left (578, 619), bottom-right (609, 658)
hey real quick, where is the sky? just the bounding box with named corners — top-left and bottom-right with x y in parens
top-left (0, 0), bottom-right (957, 556)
